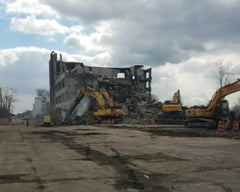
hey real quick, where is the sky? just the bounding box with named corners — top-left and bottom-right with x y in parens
top-left (1, 0), bottom-right (240, 114)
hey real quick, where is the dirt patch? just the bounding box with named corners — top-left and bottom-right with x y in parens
top-left (145, 129), bottom-right (211, 137)
top-left (31, 130), bottom-right (71, 136)
top-left (111, 149), bottom-right (170, 192)
top-left (124, 153), bottom-right (188, 162)
top-left (36, 130), bottom-right (170, 191)
top-left (0, 174), bottom-right (25, 184)
top-left (143, 128), bottom-right (240, 139)
top-left (110, 125), bottom-right (240, 139)
top-left (74, 132), bottom-right (109, 136)
top-left (76, 128), bottom-right (96, 131)
top-left (0, 174), bottom-right (44, 189)
top-left (31, 130), bottom-right (108, 137)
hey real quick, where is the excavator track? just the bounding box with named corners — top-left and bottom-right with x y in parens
top-left (185, 118), bottom-right (217, 129)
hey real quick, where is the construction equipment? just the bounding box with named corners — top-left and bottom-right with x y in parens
top-left (42, 115), bottom-right (52, 127)
top-left (185, 79), bottom-right (240, 128)
top-left (63, 86), bottom-right (125, 124)
top-left (162, 89), bottom-right (182, 113)
top-left (156, 89), bottom-right (185, 124)
top-left (158, 89), bottom-right (184, 119)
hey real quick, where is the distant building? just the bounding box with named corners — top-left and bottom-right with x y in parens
top-left (33, 96), bottom-right (49, 119)
top-left (22, 110), bottom-right (33, 119)
top-left (12, 111), bottom-right (33, 123)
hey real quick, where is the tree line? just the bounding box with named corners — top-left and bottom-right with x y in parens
top-left (0, 87), bottom-right (16, 120)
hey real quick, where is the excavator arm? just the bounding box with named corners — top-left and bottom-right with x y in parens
top-left (100, 88), bottom-right (114, 107)
top-left (185, 79), bottom-right (240, 128)
top-left (186, 79), bottom-right (240, 118)
top-left (63, 86), bottom-right (125, 124)
top-left (172, 89), bottom-right (181, 104)
top-left (63, 86), bottom-right (89, 123)
top-left (207, 79), bottom-right (240, 113)
top-left (75, 86), bottom-right (106, 108)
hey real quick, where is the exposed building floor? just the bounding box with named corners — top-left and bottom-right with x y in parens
top-left (0, 124), bottom-right (239, 192)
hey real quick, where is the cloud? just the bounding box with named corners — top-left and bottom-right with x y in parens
top-left (5, 0), bottom-right (240, 66)
top-left (6, 0), bottom-right (59, 18)
top-left (64, 22), bottom-right (110, 53)
top-left (40, 0), bottom-right (240, 66)
top-left (69, 25), bottom-right (84, 34)
top-left (64, 34), bottom-right (91, 52)
top-left (10, 15), bottom-right (69, 36)
top-left (60, 51), bottom-right (112, 67)
top-left (0, 47), bottom-right (50, 91)
top-left (40, 0), bottom-right (136, 23)
top-left (0, 47), bottom-right (50, 113)
top-left (151, 52), bottom-right (240, 107)
top-left (0, 49), bottom-right (19, 67)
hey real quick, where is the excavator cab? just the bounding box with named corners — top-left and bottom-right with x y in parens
top-left (216, 100), bottom-right (229, 119)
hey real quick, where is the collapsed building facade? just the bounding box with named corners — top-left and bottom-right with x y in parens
top-left (49, 51), bottom-right (159, 124)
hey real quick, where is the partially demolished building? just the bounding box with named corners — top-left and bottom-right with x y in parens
top-left (49, 51), bottom-right (155, 124)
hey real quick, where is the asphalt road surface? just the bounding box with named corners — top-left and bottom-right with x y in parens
top-left (0, 124), bottom-right (239, 192)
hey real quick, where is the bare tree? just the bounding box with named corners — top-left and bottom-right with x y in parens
top-left (0, 87), bottom-right (16, 120)
top-left (215, 60), bottom-right (234, 88)
top-left (215, 60), bottom-right (240, 120)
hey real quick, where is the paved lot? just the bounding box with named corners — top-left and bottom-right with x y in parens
top-left (0, 124), bottom-right (239, 192)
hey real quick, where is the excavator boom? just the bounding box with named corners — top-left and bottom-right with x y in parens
top-left (207, 79), bottom-right (240, 112)
top-left (185, 79), bottom-right (240, 128)
top-left (63, 86), bottom-right (125, 124)
top-left (100, 88), bottom-right (114, 107)
top-left (172, 89), bottom-right (181, 104)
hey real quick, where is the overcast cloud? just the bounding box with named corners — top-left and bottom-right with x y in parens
top-left (0, 0), bottom-right (240, 113)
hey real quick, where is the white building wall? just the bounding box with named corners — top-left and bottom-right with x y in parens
top-left (33, 96), bottom-right (49, 119)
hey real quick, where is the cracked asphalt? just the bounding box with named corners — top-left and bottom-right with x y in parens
top-left (0, 124), bottom-right (239, 192)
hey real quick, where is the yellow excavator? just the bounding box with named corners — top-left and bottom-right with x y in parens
top-left (185, 79), bottom-right (240, 128)
top-left (159, 89), bottom-right (183, 118)
top-left (156, 89), bottom-right (184, 124)
top-left (161, 89), bottom-right (182, 114)
top-left (63, 86), bottom-right (125, 124)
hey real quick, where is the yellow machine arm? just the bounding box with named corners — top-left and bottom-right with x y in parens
top-left (172, 89), bottom-right (181, 104)
top-left (64, 86), bottom-right (125, 124)
top-left (100, 88), bottom-right (114, 107)
top-left (64, 86), bottom-right (106, 122)
top-left (186, 79), bottom-right (240, 118)
top-left (83, 89), bottom-right (106, 109)
top-left (75, 86), bottom-right (105, 108)
top-left (207, 79), bottom-right (240, 112)
top-left (100, 88), bottom-right (125, 117)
